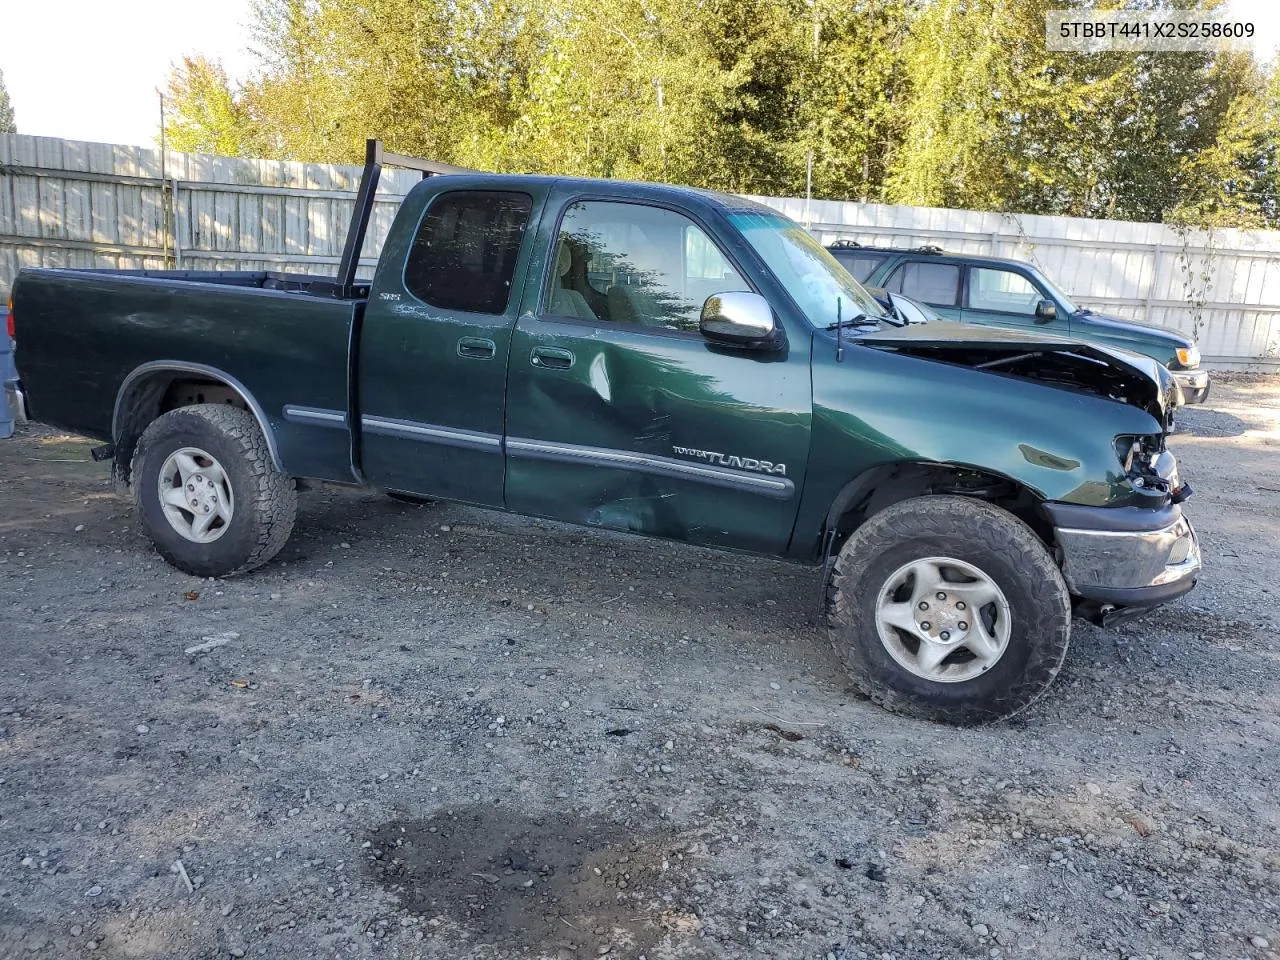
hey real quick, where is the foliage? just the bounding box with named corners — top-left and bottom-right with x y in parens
top-left (157, 0), bottom-right (1280, 228)
top-left (162, 57), bottom-right (258, 155)
top-left (0, 68), bottom-right (15, 134)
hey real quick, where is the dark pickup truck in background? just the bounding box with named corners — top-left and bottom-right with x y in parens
top-left (828, 241), bottom-right (1211, 404)
top-left (7, 142), bottom-right (1200, 723)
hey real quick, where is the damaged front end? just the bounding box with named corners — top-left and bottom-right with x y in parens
top-left (1114, 433), bottom-right (1192, 505)
top-left (857, 323), bottom-right (1182, 429)
top-left (856, 323), bottom-right (1200, 623)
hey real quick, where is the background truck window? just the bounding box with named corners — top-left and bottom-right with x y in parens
top-left (830, 251), bottom-right (889, 283)
top-left (549, 201), bottom-right (749, 332)
top-left (403, 191), bottom-right (533, 314)
top-left (884, 261), bottom-right (961, 306)
top-left (969, 267), bottom-right (1042, 315)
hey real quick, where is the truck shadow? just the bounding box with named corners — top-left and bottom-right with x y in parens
top-left (293, 484), bottom-right (822, 638)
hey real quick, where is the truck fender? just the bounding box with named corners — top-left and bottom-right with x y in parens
top-left (818, 460), bottom-right (1054, 564)
top-left (112, 360), bottom-right (284, 482)
top-left (811, 466), bottom-right (897, 614)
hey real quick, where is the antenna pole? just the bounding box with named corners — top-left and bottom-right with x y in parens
top-left (836, 297), bottom-right (844, 363)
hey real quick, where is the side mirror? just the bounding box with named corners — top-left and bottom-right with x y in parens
top-left (1035, 299), bottom-right (1057, 323)
top-left (886, 292), bottom-right (933, 325)
top-left (700, 292), bottom-right (782, 350)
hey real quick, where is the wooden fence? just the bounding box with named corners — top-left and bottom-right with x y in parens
top-left (0, 134), bottom-right (423, 284)
top-left (3, 133), bottom-right (1279, 369)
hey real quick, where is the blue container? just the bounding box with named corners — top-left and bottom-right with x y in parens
top-left (1, 332), bottom-right (17, 439)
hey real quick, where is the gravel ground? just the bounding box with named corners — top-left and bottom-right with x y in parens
top-left (0, 375), bottom-right (1277, 960)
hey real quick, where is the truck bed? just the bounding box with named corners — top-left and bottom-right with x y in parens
top-left (57, 268), bottom-right (369, 299)
top-left (13, 267), bottom-right (362, 482)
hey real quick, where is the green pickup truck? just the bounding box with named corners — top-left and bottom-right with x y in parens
top-left (827, 242), bottom-right (1211, 404)
top-left (7, 142), bottom-right (1200, 723)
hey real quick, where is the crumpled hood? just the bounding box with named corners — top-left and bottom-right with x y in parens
top-left (854, 323), bottom-right (1180, 429)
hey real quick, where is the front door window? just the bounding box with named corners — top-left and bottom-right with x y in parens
top-left (968, 268), bottom-right (1043, 317)
top-left (545, 201), bottom-right (750, 332)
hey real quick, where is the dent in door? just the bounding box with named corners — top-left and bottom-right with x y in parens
top-left (508, 334), bottom-right (804, 548)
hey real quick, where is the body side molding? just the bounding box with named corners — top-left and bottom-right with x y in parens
top-left (507, 437), bottom-right (795, 499)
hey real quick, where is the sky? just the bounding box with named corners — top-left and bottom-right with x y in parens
top-left (2, 0), bottom-right (1280, 150)
top-left (3, 0), bottom-right (259, 148)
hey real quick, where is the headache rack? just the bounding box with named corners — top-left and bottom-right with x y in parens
top-left (324, 139), bottom-right (477, 299)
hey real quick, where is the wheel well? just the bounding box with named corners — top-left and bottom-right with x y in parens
top-left (826, 462), bottom-right (1056, 554)
top-left (113, 373), bottom-right (252, 484)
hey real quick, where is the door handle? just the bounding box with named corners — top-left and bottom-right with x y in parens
top-left (457, 337), bottom-right (496, 360)
top-left (530, 346), bottom-right (575, 370)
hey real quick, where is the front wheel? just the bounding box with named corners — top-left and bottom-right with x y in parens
top-left (826, 496), bottom-right (1070, 724)
top-left (132, 404), bottom-right (297, 577)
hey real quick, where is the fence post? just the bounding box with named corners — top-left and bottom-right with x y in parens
top-left (172, 178), bottom-right (182, 269)
top-left (1146, 245), bottom-right (1162, 325)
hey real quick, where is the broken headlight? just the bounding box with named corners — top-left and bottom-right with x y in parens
top-left (1115, 434), bottom-right (1185, 498)
top-left (1115, 435), bottom-right (1141, 474)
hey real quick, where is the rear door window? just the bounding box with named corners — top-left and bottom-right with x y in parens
top-left (404, 191), bottom-right (533, 314)
top-left (830, 251), bottom-right (889, 283)
top-left (883, 260), bottom-right (961, 307)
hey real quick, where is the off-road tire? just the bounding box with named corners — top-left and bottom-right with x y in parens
top-left (132, 404), bottom-right (297, 577)
top-left (826, 495), bottom-right (1071, 724)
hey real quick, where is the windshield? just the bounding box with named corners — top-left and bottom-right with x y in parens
top-left (1026, 264), bottom-right (1079, 314)
top-left (728, 212), bottom-right (887, 326)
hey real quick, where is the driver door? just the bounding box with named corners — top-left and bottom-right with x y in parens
top-left (503, 194), bottom-right (811, 555)
top-left (962, 266), bottom-right (1059, 331)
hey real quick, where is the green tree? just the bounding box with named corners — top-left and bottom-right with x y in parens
top-left (162, 56), bottom-right (258, 155)
top-left (1246, 62), bottom-right (1280, 227)
top-left (245, 0), bottom-right (549, 166)
top-left (883, 0), bottom-right (1271, 225)
top-left (693, 0), bottom-right (808, 194)
top-left (885, 0), bottom-right (1101, 210)
top-left (502, 0), bottom-right (740, 182)
top-left (0, 68), bottom-right (15, 134)
top-left (154, 0), bottom-right (1277, 229)
top-left (1164, 53), bottom-right (1273, 228)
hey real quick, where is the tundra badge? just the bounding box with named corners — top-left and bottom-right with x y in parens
top-left (672, 445), bottom-right (787, 476)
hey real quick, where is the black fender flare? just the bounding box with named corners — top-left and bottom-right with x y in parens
top-left (818, 460), bottom-right (1052, 563)
top-left (112, 360), bottom-right (284, 477)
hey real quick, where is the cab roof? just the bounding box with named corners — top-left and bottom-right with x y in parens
top-left (410, 172), bottom-right (784, 219)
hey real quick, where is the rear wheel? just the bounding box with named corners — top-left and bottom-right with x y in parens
top-left (132, 404), bottom-right (296, 577)
top-left (826, 495), bottom-right (1070, 724)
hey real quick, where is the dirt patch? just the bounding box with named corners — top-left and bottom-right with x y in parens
top-left (365, 806), bottom-right (692, 955)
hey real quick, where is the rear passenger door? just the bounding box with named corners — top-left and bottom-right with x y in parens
top-left (829, 249), bottom-right (889, 284)
top-left (881, 258), bottom-right (963, 320)
top-left (358, 187), bottom-right (543, 505)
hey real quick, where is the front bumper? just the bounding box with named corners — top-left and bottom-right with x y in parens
top-left (1044, 501), bottom-right (1201, 609)
top-left (1171, 368), bottom-right (1210, 405)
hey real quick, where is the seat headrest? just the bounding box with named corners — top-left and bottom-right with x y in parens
top-left (556, 241), bottom-right (572, 278)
